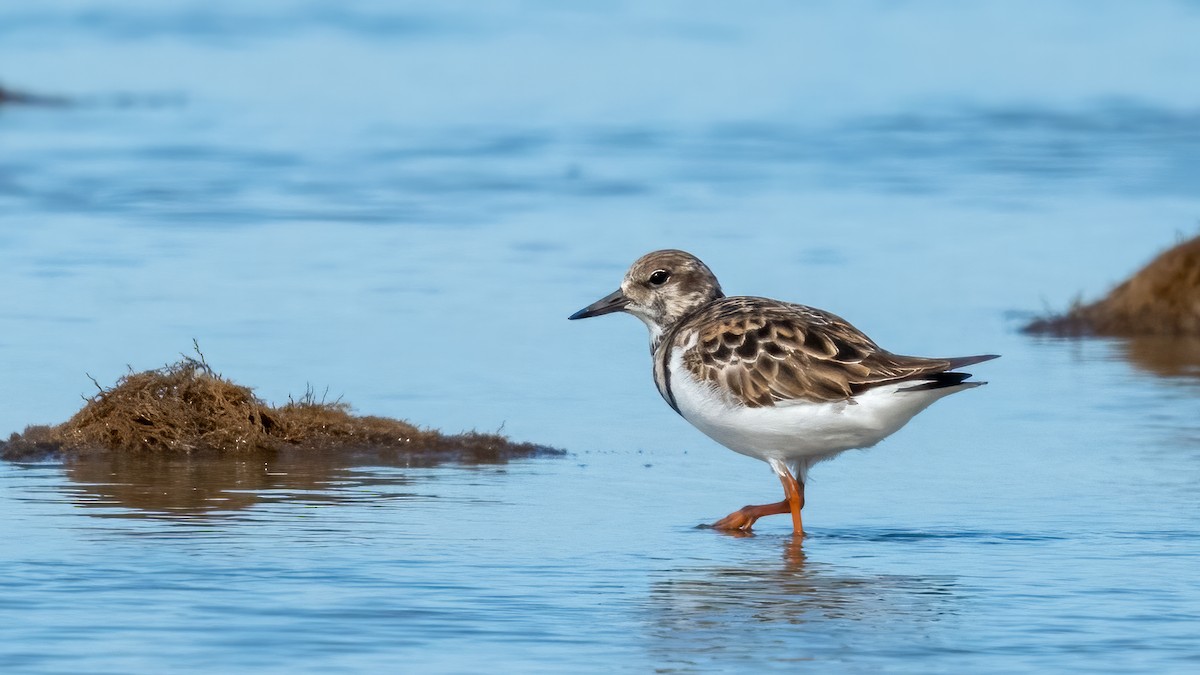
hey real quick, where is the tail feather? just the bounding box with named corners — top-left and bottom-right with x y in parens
top-left (899, 371), bottom-right (984, 392)
top-left (896, 354), bottom-right (998, 392)
top-left (943, 354), bottom-right (1000, 369)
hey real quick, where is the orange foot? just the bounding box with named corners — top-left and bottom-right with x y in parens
top-left (710, 499), bottom-right (791, 531)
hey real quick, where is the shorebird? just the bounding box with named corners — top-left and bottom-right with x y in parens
top-left (569, 249), bottom-right (996, 536)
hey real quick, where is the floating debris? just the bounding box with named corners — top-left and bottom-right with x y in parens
top-left (1024, 235), bottom-right (1200, 337)
top-left (0, 83), bottom-right (69, 106)
top-left (1, 351), bottom-right (561, 463)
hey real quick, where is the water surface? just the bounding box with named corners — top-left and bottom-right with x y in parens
top-left (2, 1), bottom-right (1199, 672)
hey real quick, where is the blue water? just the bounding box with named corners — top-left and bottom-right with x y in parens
top-left (3, 1), bottom-right (1200, 672)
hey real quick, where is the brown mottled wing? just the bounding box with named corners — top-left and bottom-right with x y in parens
top-left (678, 297), bottom-right (972, 406)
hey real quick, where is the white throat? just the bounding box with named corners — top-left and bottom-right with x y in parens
top-left (633, 313), bottom-right (666, 352)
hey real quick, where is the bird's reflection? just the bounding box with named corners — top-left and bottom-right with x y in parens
top-left (56, 448), bottom-right (524, 520)
top-left (645, 533), bottom-right (958, 667)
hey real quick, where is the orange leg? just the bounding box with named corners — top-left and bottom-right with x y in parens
top-left (710, 499), bottom-right (790, 531)
top-left (776, 467), bottom-right (805, 536)
top-left (769, 458), bottom-right (805, 536)
top-left (710, 459), bottom-right (806, 535)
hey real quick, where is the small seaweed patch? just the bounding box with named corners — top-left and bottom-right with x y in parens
top-left (1024, 235), bottom-right (1200, 337)
top-left (0, 349), bottom-right (561, 463)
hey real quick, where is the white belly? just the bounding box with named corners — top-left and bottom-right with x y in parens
top-left (665, 350), bottom-right (968, 470)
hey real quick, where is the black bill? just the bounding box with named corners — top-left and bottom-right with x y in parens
top-left (568, 289), bottom-right (629, 320)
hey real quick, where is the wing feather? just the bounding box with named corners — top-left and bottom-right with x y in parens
top-left (676, 297), bottom-right (992, 407)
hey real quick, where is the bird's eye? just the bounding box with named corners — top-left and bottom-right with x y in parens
top-left (648, 270), bottom-right (670, 286)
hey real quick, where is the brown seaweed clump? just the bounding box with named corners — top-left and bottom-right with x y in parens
top-left (0, 355), bottom-right (560, 463)
top-left (1024, 235), bottom-right (1200, 337)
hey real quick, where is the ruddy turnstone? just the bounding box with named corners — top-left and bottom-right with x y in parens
top-left (569, 249), bottom-right (997, 536)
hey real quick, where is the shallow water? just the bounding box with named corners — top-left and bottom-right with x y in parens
top-left (3, 1), bottom-right (1200, 672)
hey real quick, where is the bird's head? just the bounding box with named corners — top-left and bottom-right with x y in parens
top-left (569, 249), bottom-right (724, 343)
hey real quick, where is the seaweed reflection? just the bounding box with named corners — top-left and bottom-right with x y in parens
top-left (53, 448), bottom-right (531, 520)
top-left (1119, 337), bottom-right (1200, 380)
